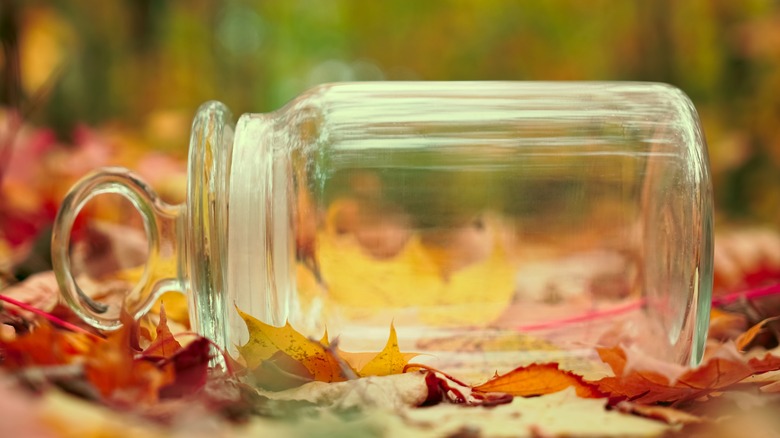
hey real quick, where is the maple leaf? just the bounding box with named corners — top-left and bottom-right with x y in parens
top-left (337, 323), bottom-right (419, 377)
top-left (236, 309), bottom-right (421, 388)
top-left (83, 317), bottom-right (174, 406)
top-left (141, 306), bottom-right (183, 360)
top-left (594, 343), bottom-right (780, 404)
top-left (312, 215), bottom-right (516, 326)
top-left (472, 363), bottom-right (604, 398)
top-left (236, 308), bottom-right (348, 385)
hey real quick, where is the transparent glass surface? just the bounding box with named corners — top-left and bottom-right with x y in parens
top-left (227, 82), bottom-right (713, 371)
top-left (53, 82), bottom-right (713, 378)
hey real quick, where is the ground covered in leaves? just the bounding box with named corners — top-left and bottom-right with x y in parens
top-left (3, 267), bottom-right (780, 437)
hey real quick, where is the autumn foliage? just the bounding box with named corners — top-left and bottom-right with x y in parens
top-left (3, 291), bottom-right (780, 435)
top-left (0, 307), bottom-right (212, 407)
top-left (236, 308), bottom-right (419, 390)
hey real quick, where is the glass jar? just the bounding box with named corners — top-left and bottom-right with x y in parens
top-left (52, 82), bottom-right (713, 375)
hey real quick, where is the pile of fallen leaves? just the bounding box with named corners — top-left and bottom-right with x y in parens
top-left (2, 202), bottom-right (780, 437)
top-left (3, 279), bottom-right (780, 437)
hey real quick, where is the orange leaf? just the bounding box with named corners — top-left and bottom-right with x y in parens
top-left (473, 363), bottom-right (603, 398)
top-left (0, 321), bottom-right (95, 368)
top-left (142, 306), bottom-right (183, 360)
top-left (736, 316), bottom-right (780, 352)
top-left (84, 313), bottom-right (173, 406)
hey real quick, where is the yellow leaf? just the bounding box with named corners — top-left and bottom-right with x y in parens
top-left (236, 308), bottom-right (348, 383)
top-left (235, 309), bottom-right (420, 387)
top-left (151, 292), bottom-right (189, 327)
top-left (320, 328), bottom-right (330, 347)
top-left (115, 259), bottom-right (189, 327)
top-left (313, 228), bottom-right (515, 328)
top-left (356, 324), bottom-right (419, 377)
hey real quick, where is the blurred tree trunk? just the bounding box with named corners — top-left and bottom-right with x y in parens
top-left (0, 0), bottom-right (21, 184)
top-left (0, 0), bottom-right (21, 107)
top-left (635, 0), bottom-right (675, 84)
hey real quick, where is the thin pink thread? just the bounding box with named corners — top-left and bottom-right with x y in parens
top-left (515, 299), bottom-right (645, 332)
top-left (0, 293), bottom-right (102, 339)
top-left (711, 283), bottom-right (780, 307)
top-left (515, 282), bottom-right (780, 332)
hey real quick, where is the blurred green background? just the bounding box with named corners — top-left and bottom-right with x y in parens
top-left (2, 0), bottom-right (780, 223)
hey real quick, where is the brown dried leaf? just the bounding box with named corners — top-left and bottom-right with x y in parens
top-left (0, 272), bottom-right (59, 318)
top-left (595, 343), bottom-right (780, 404)
top-left (615, 401), bottom-right (705, 425)
top-left (759, 380), bottom-right (780, 393)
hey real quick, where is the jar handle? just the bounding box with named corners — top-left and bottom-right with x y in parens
top-left (52, 167), bottom-right (183, 331)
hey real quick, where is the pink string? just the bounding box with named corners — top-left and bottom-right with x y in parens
top-left (0, 293), bottom-right (102, 339)
top-left (515, 282), bottom-right (780, 333)
top-left (515, 299), bottom-right (645, 332)
top-left (711, 283), bottom-right (780, 307)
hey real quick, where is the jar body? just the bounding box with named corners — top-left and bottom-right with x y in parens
top-left (221, 82), bottom-right (712, 372)
top-left (53, 82), bottom-right (713, 376)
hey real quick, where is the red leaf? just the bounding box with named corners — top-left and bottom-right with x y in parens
top-left (158, 337), bottom-right (212, 398)
top-left (405, 364), bottom-right (514, 407)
